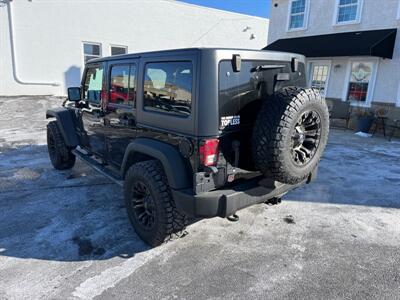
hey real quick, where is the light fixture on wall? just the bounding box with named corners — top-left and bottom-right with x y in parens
top-left (243, 26), bottom-right (251, 32)
top-left (334, 64), bottom-right (341, 71)
top-left (250, 33), bottom-right (256, 40)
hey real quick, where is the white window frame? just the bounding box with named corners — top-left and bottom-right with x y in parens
top-left (397, 0), bottom-right (400, 20)
top-left (308, 60), bottom-right (332, 97)
top-left (341, 58), bottom-right (379, 107)
top-left (286, 0), bottom-right (310, 32)
top-left (333, 0), bottom-right (363, 26)
top-left (110, 44), bottom-right (128, 56)
top-left (397, 83), bottom-right (400, 107)
top-left (83, 42), bottom-right (102, 65)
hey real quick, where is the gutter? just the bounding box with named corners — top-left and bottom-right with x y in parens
top-left (5, 0), bottom-right (60, 87)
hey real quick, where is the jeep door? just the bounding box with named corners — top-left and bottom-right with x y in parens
top-left (103, 59), bottom-right (139, 167)
top-left (80, 62), bottom-right (106, 157)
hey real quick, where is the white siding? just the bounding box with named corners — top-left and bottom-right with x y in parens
top-left (269, 0), bottom-right (400, 106)
top-left (0, 0), bottom-right (269, 96)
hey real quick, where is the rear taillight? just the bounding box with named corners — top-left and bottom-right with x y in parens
top-left (199, 139), bottom-right (219, 166)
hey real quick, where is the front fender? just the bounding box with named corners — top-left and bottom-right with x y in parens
top-left (46, 107), bottom-right (79, 147)
top-left (121, 138), bottom-right (191, 190)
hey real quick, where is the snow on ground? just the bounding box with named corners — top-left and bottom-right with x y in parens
top-left (0, 96), bottom-right (399, 299)
top-left (291, 129), bottom-right (400, 207)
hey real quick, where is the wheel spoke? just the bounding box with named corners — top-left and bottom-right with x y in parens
top-left (295, 149), bottom-right (305, 161)
top-left (304, 137), bottom-right (316, 143)
top-left (300, 146), bottom-right (311, 155)
top-left (304, 129), bottom-right (318, 135)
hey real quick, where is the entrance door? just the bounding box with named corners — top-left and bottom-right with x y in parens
top-left (309, 61), bottom-right (331, 97)
top-left (80, 62), bottom-right (106, 157)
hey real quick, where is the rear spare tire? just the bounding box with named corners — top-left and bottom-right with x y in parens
top-left (252, 87), bottom-right (329, 184)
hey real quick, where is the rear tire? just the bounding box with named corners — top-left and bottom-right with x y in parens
top-left (252, 87), bottom-right (329, 184)
top-left (124, 160), bottom-right (188, 247)
top-left (47, 121), bottom-right (76, 170)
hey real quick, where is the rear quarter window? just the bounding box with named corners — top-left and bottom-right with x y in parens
top-left (143, 61), bottom-right (193, 118)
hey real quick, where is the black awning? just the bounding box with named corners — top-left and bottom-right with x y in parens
top-left (264, 29), bottom-right (397, 59)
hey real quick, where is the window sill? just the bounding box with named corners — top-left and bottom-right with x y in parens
top-left (349, 101), bottom-right (371, 108)
top-left (286, 27), bottom-right (307, 33)
top-left (333, 20), bottom-right (361, 27)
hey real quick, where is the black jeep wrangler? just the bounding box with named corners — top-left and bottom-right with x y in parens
top-left (46, 48), bottom-right (329, 246)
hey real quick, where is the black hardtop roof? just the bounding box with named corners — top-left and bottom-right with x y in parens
top-left (87, 47), bottom-right (304, 64)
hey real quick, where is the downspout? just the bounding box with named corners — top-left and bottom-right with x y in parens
top-left (5, 0), bottom-right (60, 87)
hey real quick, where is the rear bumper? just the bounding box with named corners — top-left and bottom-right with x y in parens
top-left (172, 176), bottom-right (306, 218)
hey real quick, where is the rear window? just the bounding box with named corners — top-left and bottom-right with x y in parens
top-left (218, 60), bottom-right (305, 120)
top-left (143, 61), bottom-right (192, 117)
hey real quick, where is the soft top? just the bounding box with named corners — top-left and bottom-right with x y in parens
top-left (87, 47), bottom-right (305, 64)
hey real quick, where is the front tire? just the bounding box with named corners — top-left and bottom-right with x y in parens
top-left (47, 121), bottom-right (76, 170)
top-left (124, 160), bottom-right (187, 247)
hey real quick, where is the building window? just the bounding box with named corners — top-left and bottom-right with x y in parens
top-left (83, 65), bottom-right (104, 103)
top-left (288, 0), bottom-right (309, 30)
top-left (143, 61), bottom-right (193, 117)
top-left (397, 83), bottom-right (400, 107)
top-left (309, 62), bottom-right (331, 97)
top-left (335, 0), bottom-right (362, 24)
top-left (111, 46), bottom-right (128, 56)
top-left (397, 0), bottom-right (400, 19)
top-left (109, 64), bottom-right (136, 106)
top-left (83, 43), bottom-right (101, 63)
top-left (347, 61), bottom-right (373, 103)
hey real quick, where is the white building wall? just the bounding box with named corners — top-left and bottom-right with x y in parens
top-left (268, 0), bottom-right (400, 106)
top-left (0, 0), bottom-right (269, 96)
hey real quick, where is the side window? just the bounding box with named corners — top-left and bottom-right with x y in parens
top-left (111, 46), bottom-right (128, 56)
top-left (288, 0), bottom-right (308, 30)
top-left (143, 61), bottom-right (192, 117)
top-left (109, 64), bottom-right (136, 106)
top-left (397, 0), bottom-right (400, 19)
top-left (83, 65), bottom-right (104, 103)
top-left (83, 43), bottom-right (101, 63)
top-left (335, 0), bottom-right (362, 24)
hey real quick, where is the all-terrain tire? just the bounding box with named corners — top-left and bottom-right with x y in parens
top-left (252, 87), bottom-right (329, 184)
top-left (47, 121), bottom-right (76, 170)
top-left (124, 160), bottom-right (188, 247)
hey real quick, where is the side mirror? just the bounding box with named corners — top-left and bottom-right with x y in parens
top-left (67, 87), bottom-right (81, 101)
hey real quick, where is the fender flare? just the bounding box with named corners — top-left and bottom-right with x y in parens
top-left (46, 107), bottom-right (79, 147)
top-left (121, 138), bottom-right (191, 190)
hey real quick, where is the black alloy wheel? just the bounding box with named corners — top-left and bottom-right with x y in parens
top-left (123, 160), bottom-right (188, 246)
top-left (130, 181), bottom-right (156, 230)
top-left (291, 110), bottom-right (321, 166)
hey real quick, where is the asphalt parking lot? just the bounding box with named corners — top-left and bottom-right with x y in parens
top-left (0, 96), bottom-right (399, 299)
